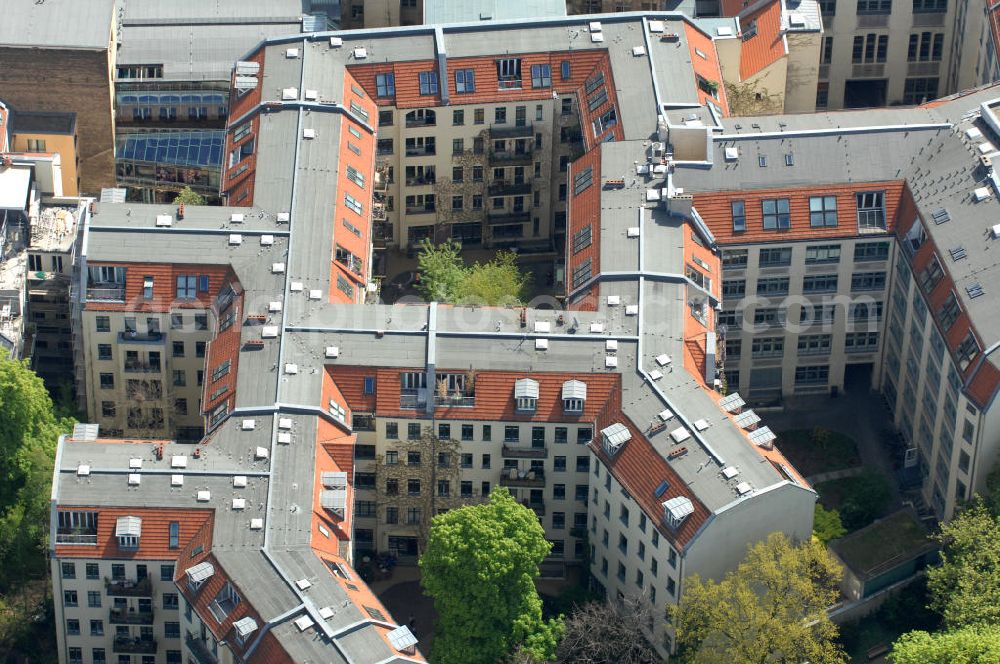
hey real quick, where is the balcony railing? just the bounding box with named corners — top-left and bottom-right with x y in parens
top-left (502, 445), bottom-right (548, 459)
top-left (400, 392), bottom-right (476, 409)
top-left (405, 205), bottom-right (436, 215)
top-left (488, 181), bottom-right (532, 196)
top-left (109, 607), bottom-right (155, 625)
top-left (124, 361), bottom-right (162, 373)
top-left (523, 500), bottom-right (546, 516)
top-left (500, 468), bottom-right (546, 488)
top-left (86, 286), bottom-right (125, 302)
top-left (55, 530), bottom-right (98, 545)
top-left (113, 636), bottom-right (157, 654)
top-left (118, 331), bottom-right (164, 344)
top-left (186, 633), bottom-right (219, 664)
top-left (489, 123), bottom-right (534, 138)
top-left (405, 145), bottom-right (435, 157)
top-left (487, 211), bottom-right (531, 225)
top-left (105, 576), bottom-right (153, 597)
top-left (489, 150), bottom-right (533, 165)
top-left (405, 116), bottom-right (436, 128)
top-left (405, 176), bottom-right (436, 186)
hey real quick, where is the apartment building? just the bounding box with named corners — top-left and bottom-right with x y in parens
top-left (1, 1), bottom-right (117, 193)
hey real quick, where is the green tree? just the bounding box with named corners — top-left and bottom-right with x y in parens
top-left (420, 488), bottom-right (563, 664)
top-left (416, 239), bottom-right (529, 305)
top-left (813, 503), bottom-right (847, 545)
top-left (670, 532), bottom-right (843, 664)
top-left (0, 351), bottom-right (73, 587)
top-left (172, 185), bottom-right (205, 206)
top-left (839, 471), bottom-right (891, 531)
top-left (926, 498), bottom-right (1000, 629)
top-left (890, 625), bottom-right (1000, 663)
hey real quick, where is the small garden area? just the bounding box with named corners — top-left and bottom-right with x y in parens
top-left (776, 428), bottom-right (862, 478)
top-left (837, 577), bottom-right (941, 662)
top-left (815, 470), bottom-right (893, 533)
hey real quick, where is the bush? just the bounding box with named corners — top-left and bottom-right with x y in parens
top-left (813, 503), bottom-right (847, 545)
top-left (839, 471), bottom-right (892, 531)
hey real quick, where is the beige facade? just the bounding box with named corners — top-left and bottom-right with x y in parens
top-left (340, 0), bottom-right (423, 29)
top-left (376, 98), bottom-right (569, 253)
top-left (79, 308), bottom-right (210, 441)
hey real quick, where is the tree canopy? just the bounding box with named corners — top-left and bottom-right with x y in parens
top-left (890, 625), bottom-right (1000, 664)
top-left (926, 499), bottom-right (1000, 629)
top-left (813, 503), bottom-right (847, 545)
top-left (416, 239), bottom-right (529, 305)
top-left (420, 488), bottom-right (562, 664)
top-left (669, 532), bottom-right (843, 664)
top-left (555, 594), bottom-right (659, 664)
top-left (172, 186), bottom-right (205, 206)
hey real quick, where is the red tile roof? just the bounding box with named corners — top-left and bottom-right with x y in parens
top-left (738, 1), bottom-right (786, 81)
top-left (54, 506), bottom-right (213, 560)
top-left (685, 22), bottom-right (731, 111)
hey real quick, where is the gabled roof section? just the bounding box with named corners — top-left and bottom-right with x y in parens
top-left (0, 0), bottom-right (114, 50)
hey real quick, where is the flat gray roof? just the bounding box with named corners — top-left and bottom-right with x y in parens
top-left (424, 0), bottom-right (567, 24)
top-left (0, 0), bottom-right (114, 50)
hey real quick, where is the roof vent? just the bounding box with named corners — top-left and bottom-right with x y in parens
top-left (949, 246), bottom-right (967, 261)
top-left (627, 226), bottom-right (640, 238)
top-left (535, 338), bottom-right (549, 350)
top-left (353, 47), bottom-right (368, 59)
top-left (632, 45), bottom-right (647, 56)
top-left (663, 495), bottom-right (695, 529)
top-left (330, 36), bottom-right (343, 47)
top-left (649, 20), bottom-right (665, 32)
top-left (721, 466), bottom-right (739, 479)
top-left (693, 419), bottom-right (710, 431)
top-left (272, 262), bottom-right (286, 274)
top-left (235, 61), bottom-right (260, 76)
top-left (250, 518), bottom-right (264, 530)
top-left (155, 215), bottom-right (173, 227)
top-left (281, 87), bottom-right (298, 101)
top-left (277, 212), bottom-right (290, 223)
top-left (967, 127), bottom-right (983, 140)
top-left (724, 146), bottom-right (739, 161)
top-left (129, 457), bottom-right (143, 470)
top-left (606, 339), bottom-right (618, 352)
top-left (242, 419), bottom-right (256, 431)
top-left (967, 283), bottom-right (985, 298)
top-left (234, 476), bottom-right (248, 488)
top-left (255, 447), bottom-right (269, 460)
top-left (670, 427), bottom-right (691, 443)
top-left (294, 615), bottom-right (315, 631)
top-left (290, 282), bottom-right (304, 292)
top-left (655, 354), bottom-right (672, 367)
top-left (261, 234), bottom-right (274, 246)
top-left (318, 606), bottom-right (335, 619)
top-left (605, 356), bottom-right (618, 368)
top-left (197, 490), bottom-right (211, 502)
top-left (979, 142), bottom-right (996, 154)
top-left (186, 561), bottom-right (214, 585)
top-left (788, 12), bottom-right (806, 26)
top-left (973, 187), bottom-right (991, 202)
top-left (625, 304), bottom-right (639, 316)
top-left (533, 321), bottom-right (551, 333)
top-left (607, 295), bottom-right (620, 306)
top-left (285, 47), bottom-right (300, 58)
top-left (591, 32), bottom-right (604, 43)
top-left (284, 363), bottom-right (299, 375)
top-left (717, 25), bottom-right (734, 36)
top-left (303, 128), bottom-right (316, 139)
top-left (171, 474), bottom-right (184, 487)
top-left (269, 301), bottom-right (282, 312)
top-left (734, 409), bottom-right (760, 428)
top-left (234, 617), bottom-right (258, 640)
top-left (736, 482), bottom-right (753, 495)
top-left (171, 455), bottom-right (188, 468)
top-left (991, 223), bottom-right (1000, 239)
top-left (128, 473), bottom-right (141, 486)
top-left (277, 432), bottom-right (291, 444)
top-left (325, 346), bottom-right (339, 358)
top-left (659, 408), bottom-right (673, 421)
top-left (261, 326), bottom-right (279, 338)
top-left (601, 423), bottom-right (632, 456)
top-left (305, 89), bottom-right (318, 101)
top-left (228, 234), bottom-right (242, 246)
top-left (309, 289), bottom-right (322, 300)
top-left (590, 322), bottom-right (604, 333)
top-left (77, 464), bottom-right (91, 477)
top-left (279, 418), bottom-right (293, 430)
top-left (589, 20), bottom-right (603, 31)
top-left (232, 498), bottom-right (246, 510)
top-left (931, 208), bottom-right (951, 224)
top-left (649, 369), bottom-right (663, 380)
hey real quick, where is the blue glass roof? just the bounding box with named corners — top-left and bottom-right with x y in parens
top-left (116, 131), bottom-right (224, 168)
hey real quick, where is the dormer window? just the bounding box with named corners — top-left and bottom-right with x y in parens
top-left (233, 616), bottom-right (258, 646)
top-left (561, 380), bottom-right (587, 413)
top-left (514, 378), bottom-right (538, 412)
top-left (662, 496), bottom-right (695, 529)
top-left (601, 423), bottom-right (631, 456)
top-left (115, 516), bottom-right (141, 550)
top-left (185, 561), bottom-right (215, 593)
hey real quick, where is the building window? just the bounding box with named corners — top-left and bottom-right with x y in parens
top-left (903, 77), bottom-right (939, 104)
top-left (913, 0), bottom-right (946, 11)
top-left (573, 166), bottom-right (593, 195)
top-left (100, 373), bottom-right (114, 389)
top-left (572, 226), bottom-right (592, 253)
top-left (809, 196), bottom-right (838, 227)
top-left (938, 292), bottom-right (960, 330)
top-left (919, 255), bottom-right (944, 292)
top-left (455, 68), bottom-right (475, 93)
top-left (805, 244), bottom-right (841, 264)
top-left (857, 0), bottom-right (891, 13)
top-left (531, 64), bottom-right (552, 88)
top-left (908, 32), bottom-right (944, 61)
top-left (731, 200), bottom-right (747, 232)
top-left (419, 71), bottom-right (439, 95)
top-left (376, 73), bottom-right (395, 97)
top-left (816, 82), bottom-right (829, 108)
top-left (851, 271), bottom-right (886, 291)
top-left (957, 332), bottom-right (980, 370)
top-left (496, 58), bottom-right (522, 89)
top-left (852, 34), bottom-right (889, 63)
top-left (762, 199), bottom-right (791, 230)
top-left (795, 365), bottom-right (829, 385)
top-left (854, 241), bottom-right (889, 262)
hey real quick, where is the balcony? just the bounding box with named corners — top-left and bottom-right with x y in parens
top-left (113, 636), bottom-right (157, 654)
top-left (500, 468), bottom-right (545, 488)
top-left (489, 150), bottom-right (533, 166)
top-left (489, 123), bottom-right (533, 139)
top-left (186, 633), bottom-right (219, 664)
top-left (86, 286), bottom-right (125, 302)
top-left (502, 445), bottom-right (548, 459)
top-left (109, 607), bottom-right (155, 625)
top-left (405, 204), bottom-right (436, 215)
top-left (488, 181), bottom-right (532, 196)
top-left (400, 390), bottom-right (476, 409)
top-left (373, 221), bottom-right (393, 249)
top-left (105, 576), bottom-right (153, 597)
top-left (487, 211), bottom-right (531, 225)
top-left (55, 529), bottom-right (98, 545)
top-left (405, 176), bottom-right (436, 186)
top-left (405, 116), bottom-right (436, 128)
top-left (522, 499), bottom-right (546, 516)
top-left (118, 331), bottom-right (164, 344)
